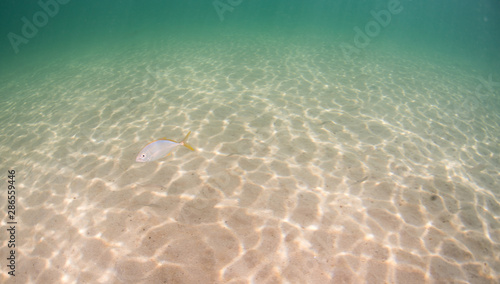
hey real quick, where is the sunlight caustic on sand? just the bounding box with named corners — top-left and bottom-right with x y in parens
top-left (0, 36), bottom-right (499, 283)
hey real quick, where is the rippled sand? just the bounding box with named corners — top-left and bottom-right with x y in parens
top-left (1, 35), bottom-right (499, 283)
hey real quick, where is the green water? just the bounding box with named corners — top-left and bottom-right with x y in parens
top-left (1, 1), bottom-right (499, 70)
top-left (1, 1), bottom-right (499, 109)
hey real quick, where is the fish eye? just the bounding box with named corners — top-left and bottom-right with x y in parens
top-left (142, 154), bottom-right (146, 158)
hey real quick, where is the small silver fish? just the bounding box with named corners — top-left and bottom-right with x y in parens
top-left (136, 131), bottom-right (194, 162)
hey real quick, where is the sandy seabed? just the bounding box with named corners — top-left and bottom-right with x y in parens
top-left (1, 36), bottom-right (499, 283)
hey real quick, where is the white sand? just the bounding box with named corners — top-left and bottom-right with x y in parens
top-left (1, 35), bottom-right (499, 283)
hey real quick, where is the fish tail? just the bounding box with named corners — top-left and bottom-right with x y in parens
top-left (181, 131), bottom-right (195, 151)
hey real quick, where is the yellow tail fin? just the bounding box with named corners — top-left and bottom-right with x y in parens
top-left (181, 131), bottom-right (195, 151)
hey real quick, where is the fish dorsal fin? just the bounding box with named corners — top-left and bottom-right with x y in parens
top-left (156, 138), bottom-right (178, 143)
top-left (154, 138), bottom-right (178, 143)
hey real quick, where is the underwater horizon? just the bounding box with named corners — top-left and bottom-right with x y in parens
top-left (1, 1), bottom-right (499, 283)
